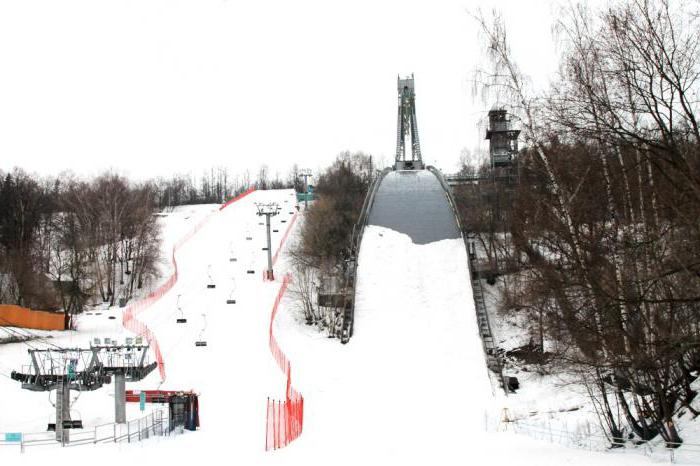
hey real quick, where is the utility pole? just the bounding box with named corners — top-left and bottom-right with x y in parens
top-left (298, 169), bottom-right (313, 210)
top-left (256, 202), bottom-right (280, 280)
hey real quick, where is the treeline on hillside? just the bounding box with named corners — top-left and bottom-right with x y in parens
top-left (0, 163), bottom-right (299, 321)
top-left (463, 1), bottom-right (700, 446)
top-left (153, 165), bottom-right (298, 210)
top-left (0, 171), bottom-right (161, 323)
top-left (289, 152), bottom-right (374, 332)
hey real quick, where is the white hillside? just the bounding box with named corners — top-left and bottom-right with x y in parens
top-left (0, 190), bottom-right (676, 465)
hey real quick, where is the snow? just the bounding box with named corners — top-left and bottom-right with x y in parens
top-left (0, 188), bottom-right (681, 464)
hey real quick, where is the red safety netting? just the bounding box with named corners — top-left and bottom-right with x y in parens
top-left (122, 187), bottom-right (256, 382)
top-left (265, 275), bottom-right (305, 450)
top-left (266, 386), bottom-right (304, 451)
top-left (271, 213), bottom-right (298, 268)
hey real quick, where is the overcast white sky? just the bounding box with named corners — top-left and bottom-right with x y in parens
top-left (0, 0), bottom-right (559, 181)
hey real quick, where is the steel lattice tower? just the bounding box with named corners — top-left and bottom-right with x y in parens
top-left (395, 74), bottom-right (423, 170)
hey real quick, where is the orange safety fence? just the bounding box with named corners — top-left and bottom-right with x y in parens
top-left (265, 275), bottom-right (305, 450)
top-left (271, 213), bottom-right (298, 268)
top-left (122, 187), bottom-right (257, 382)
top-left (262, 211), bottom-right (298, 282)
top-left (219, 187), bottom-right (256, 211)
top-left (0, 304), bottom-right (66, 331)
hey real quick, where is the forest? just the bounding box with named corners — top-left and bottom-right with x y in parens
top-left (458, 0), bottom-right (700, 446)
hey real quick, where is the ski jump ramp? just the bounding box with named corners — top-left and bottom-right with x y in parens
top-left (310, 167), bottom-right (495, 462)
top-left (367, 169), bottom-right (462, 244)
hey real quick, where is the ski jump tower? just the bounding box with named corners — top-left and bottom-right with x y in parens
top-left (395, 74), bottom-right (423, 170)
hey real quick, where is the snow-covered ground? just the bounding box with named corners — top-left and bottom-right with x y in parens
top-left (482, 268), bottom-right (700, 464)
top-left (0, 187), bottom-right (681, 464)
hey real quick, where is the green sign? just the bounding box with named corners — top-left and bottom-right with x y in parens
top-left (67, 360), bottom-right (76, 381)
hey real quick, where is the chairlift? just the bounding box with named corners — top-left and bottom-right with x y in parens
top-left (65, 408), bottom-right (83, 429)
top-left (176, 294), bottom-right (187, 323)
top-left (246, 261), bottom-right (255, 274)
top-left (273, 229), bottom-right (279, 233)
top-left (245, 230), bottom-right (253, 241)
top-left (226, 278), bottom-right (237, 304)
top-left (195, 314), bottom-right (208, 347)
top-left (229, 242), bottom-right (237, 262)
top-left (206, 265), bottom-right (216, 289)
top-left (281, 220), bottom-right (287, 223)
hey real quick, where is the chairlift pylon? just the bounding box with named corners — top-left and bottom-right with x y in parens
top-left (176, 294), bottom-right (187, 323)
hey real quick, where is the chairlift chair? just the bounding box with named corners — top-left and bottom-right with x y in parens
top-left (175, 294), bottom-right (187, 323)
top-left (206, 265), bottom-right (216, 289)
top-left (67, 408), bottom-right (83, 429)
top-left (226, 278), bottom-right (237, 304)
top-left (195, 314), bottom-right (208, 347)
top-left (245, 229), bottom-right (253, 241)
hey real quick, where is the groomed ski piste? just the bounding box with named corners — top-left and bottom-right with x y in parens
top-left (0, 182), bottom-right (675, 465)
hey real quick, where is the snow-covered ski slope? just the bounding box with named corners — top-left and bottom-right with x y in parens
top-left (0, 189), bottom-right (301, 458)
top-left (1, 181), bottom-right (674, 464)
